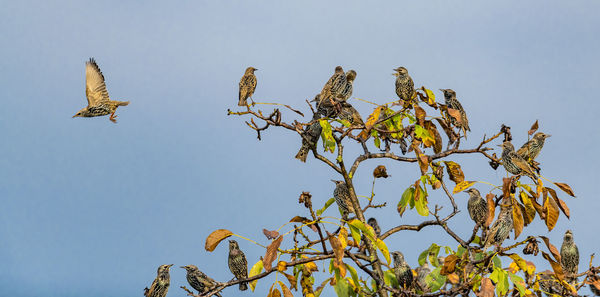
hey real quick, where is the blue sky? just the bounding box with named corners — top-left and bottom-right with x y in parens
top-left (1, 1), bottom-right (599, 296)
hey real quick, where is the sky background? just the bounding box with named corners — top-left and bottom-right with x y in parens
top-left (1, 1), bottom-right (599, 296)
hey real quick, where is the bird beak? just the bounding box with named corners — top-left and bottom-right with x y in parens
top-left (180, 266), bottom-right (186, 269)
top-left (330, 179), bottom-right (336, 183)
top-left (545, 134), bottom-right (551, 138)
top-left (439, 89), bottom-right (445, 92)
top-left (497, 144), bottom-right (503, 147)
top-left (168, 264), bottom-right (174, 267)
top-left (72, 114), bottom-right (78, 118)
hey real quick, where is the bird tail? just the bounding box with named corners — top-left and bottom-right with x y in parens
top-left (239, 282), bottom-right (248, 291)
top-left (238, 97), bottom-right (247, 106)
top-left (295, 146), bottom-right (309, 162)
top-left (116, 101), bottom-right (130, 107)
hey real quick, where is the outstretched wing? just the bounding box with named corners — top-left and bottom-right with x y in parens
top-left (85, 58), bottom-right (110, 106)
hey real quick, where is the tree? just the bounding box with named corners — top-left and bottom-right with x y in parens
top-left (185, 68), bottom-right (599, 297)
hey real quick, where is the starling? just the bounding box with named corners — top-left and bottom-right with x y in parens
top-left (392, 251), bottom-right (414, 290)
top-left (517, 132), bottom-right (551, 161)
top-left (465, 188), bottom-right (489, 228)
top-left (317, 66), bottom-right (347, 112)
top-left (295, 119), bottom-right (322, 162)
top-left (482, 203), bottom-right (513, 250)
top-left (415, 262), bottom-right (431, 293)
top-left (228, 240), bottom-right (248, 291)
top-left (143, 264), bottom-right (173, 297)
top-left (73, 58), bottom-right (129, 123)
top-left (181, 265), bottom-right (221, 297)
top-left (332, 180), bottom-right (355, 220)
top-left (499, 141), bottom-right (537, 181)
top-left (339, 70), bottom-right (357, 102)
top-left (538, 272), bottom-right (561, 297)
top-left (238, 67), bottom-right (257, 106)
top-left (440, 89), bottom-right (470, 136)
top-left (338, 102), bottom-right (364, 126)
top-left (560, 230), bottom-right (579, 283)
top-left (393, 67), bottom-right (415, 105)
top-left (367, 217), bottom-right (381, 237)
top-left (590, 275), bottom-right (600, 296)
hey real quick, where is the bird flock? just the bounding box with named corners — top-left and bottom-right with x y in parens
top-left (73, 59), bottom-right (577, 296)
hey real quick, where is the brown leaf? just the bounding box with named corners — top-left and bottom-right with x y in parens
top-left (542, 251), bottom-right (565, 281)
top-left (539, 236), bottom-right (561, 262)
top-left (443, 161), bottom-right (465, 184)
top-left (546, 187), bottom-right (570, 219)
top-left (519, 192), bottom-right (536, 225)
top-left (554, 182), bottom-right (575, 197)
top-left (278, 281), bottom-right (294, 297)
top-left (268, 287), bottom-right (282, 297)
top-left (358, 106), bottom-right (383, 140)
top-left (502, 177), bottom-right (513, 201)
top-left (440, 254), bottom-right (459, 275)
top-left (329, 233), bottom-right (345, 268)
top-left (543, 194), bottom-right (560, 232)
top-left (424, 120), bottom-right (443, 154)
top-left (263, 229), bottom-right (280, 240)
top-left (447, 108), bottom-right (463, 125)
top-left (531, 197), bottom-right (546, 220)
top-left (373, 165), bottom-right (389, 178)
top-left (435, 118), bottom-right (457, 145)
top-left (289, 216), bottom-right (311, 224)
top-left (485, 193), bottom-right (496, 227)
top-left (511, 197), bottom-right (524, 239)
top-left (417, 154), bottom-right (430, 176)
top-left (528, 120), bottom-right (539, 135)
top-left (477, 277), bottom-right (495, 297)
top-left (447, 273), bottom-right (460, 284)
top-left (415, 105), bottom-right (426, 126)
top-left (263, 236), bottom-right (284, 271)
top-left (283, 272), bottom-right (298, 291)
top-left (298, 192), bottom-right (312, 208)
top-left (204, 229), bottom-right (233, 252)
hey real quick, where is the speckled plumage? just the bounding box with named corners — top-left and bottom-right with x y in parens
top-left (339, 70), bottom-right (357, 102)
top-left (441, 89), bottom-right (470, 136)
top-left (517, 132), bottom-right (551, 161)
top-left (538, 272), bottom-right (561, 297)
top-left (415, 262), bottom-right (431, 292)
top-left (483, 204), bottom-right (513, 249)
top-left (332, 180), bottom-right (354, 219)
top-left (367, 217), bottom-right (381, 237)
top-left (295, 118), bottom-right (323, 162)
top-left (238, 67), bottom-right (257, 106)
top-left (392, 251), bottom-right (413, 289)
top-left (465, 188), bottom-right (489, 227)
top-left (73, 58), bottom-right (129, 123)
top-left (500, 142), bottom-right (537, 180)
top-left (338, 102), bottom-right (364, 126)
top-left (560, 230), bottom-right (579, 283)
top-left (318, 66), bottom-right (347, 109)
top-left (228, 240), bottom-right (248, 291)
top-left (394, 67), bottom-right (415, 103)
top-left (181, 265), bottom-right (221, 297)
top-left (144, 264), bottom-right (172, 297)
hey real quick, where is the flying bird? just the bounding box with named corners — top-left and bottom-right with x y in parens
top-left (73, 58), bottom-right (129, 123)
top-left (143, 264), bottom-right (173, 297)
top-left (238, 67), bottom-right (257, 106)
top-left (228, 240), bottom-right (249, 291)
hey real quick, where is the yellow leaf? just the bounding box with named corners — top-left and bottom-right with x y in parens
top-left (511, 197), bottom-right (524, 239)
top-left (375, 238), bottom-right (391, 265)
top-left (278, 281), bottom-right (294, 297)
top-left (424, 88), bottom-right (436, 105)
top-left (452, 181), bottom-right (476, 194)
top-left (204, 229), bottom-right (233, 252)
top-left (543, 195), bottom-right (559, 231)
top-left (248, 260), bottom-right (264, 291)
top-left (338, 228), bottom-right (348, 249)
top-left (485, 193), bottom-right (495, 227)
top-left (542, 252), bottom-right (564, 281)
top-left (319, 120), bottom-right (336, 153)
top-left (277, 261), bottom-right (287, 272)
top-left (358, 106), bottom-right (383, 140)
top-left (443, 161), bottom-right (465, 184)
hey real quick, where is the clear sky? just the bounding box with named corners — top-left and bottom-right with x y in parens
top-left (1, 1), bottom-right (599, 296)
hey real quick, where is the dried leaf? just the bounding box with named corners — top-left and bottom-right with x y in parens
top-left (424, 120), bottom-right (443, 154)
top-left (263, 236), bottom-right (284, 271)
top-left (268, 286), bottom-right (282, 297)
top-left (282, 272), bottom-right (297, 291)
top-left (447, 273), bottom-right (459, 284)
top-left (519, 191), bottom-right (536, 225)
top-left (373, 165), bottom-right (389, 178)
top-left (440, 255), bottom-right (459, 275)
top-left (435, 118), bottom-right (457, 145)
top-left (415, 105), bottom-right (426, 126)
top-left (338, 228), bottom-right (348, 249)
top-left (417, 154), bottom-right (430, 175)
top-left (528, 120), bottom-right (539, 135)
top-left (453, 180), bottom-right (476, 194)
top-left (329, 234), bottom-right (345, 269)
top-left (358, 106), bottom-right (383, 140)
top-left (289, 216), bottom-right (311, 224)
top-left (204, 229), bottom-right (233, 252)
top-left (511, 197), bottom-right (524, 239)
top-left (263, 229), bottom-right (280, 240)
top-left (543, 195), bottom-right (560, 232)
top-left (477, 278), bottom-right (495, 297)
top-left (542, 251), bottom-right (565, 281)
top-left (539, 236), bottom-right (561, 262)
top-left (554, 182), bottom-right (575, 197)
top-left (546, 187), bottom-right (570, 219)
top-left (443, 161), bottom-right (465, 184)
top-left (485, 193), bottom-right (496, 227)
top-left (278, 281), bottom-right (294, 297)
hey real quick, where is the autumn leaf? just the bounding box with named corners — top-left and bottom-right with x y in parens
top-left (263, 236), bottom-right (284, 271)
top-left (485, 193), bottom-right (495, 227)
top-left (248, 260), bottom-right (264, 291)
top-left (477, 278), bottom-right (495, 297)
top-left (373, 165), bottom-right (389, 178)
top-left (554, 182), bottom-right (575, 197)
top-left (424, 120), bottom-right (443, 154)
top-left (338, 228), bottom-right (348, 249)
top-left (440, 255), bottom-right (459, 275)
top-left (268, 286), bottom-right (282, 297)
top-left (539, 236), bottom-right (562, 262)
top-left (511, 197), bottom-right (524, 239)
top-left (519, 191), bottom-right (536, 224)
top-left (319, 120), bottom-right (336, 153)
top-left (417, 153), bottom-right (430, 176)
top-left (375, 238), bottom-right (392, 264)
top-left (276, 261), bottom-right (287, 272)
top-left (282, 272), bottom-right (298, 291)
top-left (443, 161), bottom-right (465, 184)
top-left (435, 118), bottom-right (457, 145)
top-left (424, 88), bottom-right (436, 105)
top-left (263, 229), bottom-right (280, 240)
top-left (316, 198), bottom-right (335, 216)
top-left (546, 187), bottom-right (570, 218)
top-left (204, 229), bottom-right (233, 252)
top-left (278, 281), bottom-right (294, 297)
top-left (542, 252), bottom-right (565, 281)
top-left (328, 233), bottom-right (345, 268)
top-left (289, 216), bottom-right (312, 224)
top-left (543, 194), bottom-right (560, 231)
top-left (358, 106), bottom-right (383, 140)
top-left (415, 105), bottom-right (426, 126)
top-left (453, 180), bottom-right (476, 194)
top-left (447, 273), bottom-right (459, 284)
top-left (528, 120), bottom-right (539, 135)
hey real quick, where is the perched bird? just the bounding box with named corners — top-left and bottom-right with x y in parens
top-left (332, 180), bottom-right (355, 220)
top-left (367, 217), bottom-right (381, 237)
top-left (560, 230), bottom-right (579, 283)
top-left (440, 89), bottom-right (470, 136)
top-left (339, 70), bottom-right (357, 102)
top-left (465, 188), bottom-right (489, 228)
top-left (590, 275), bottom-right (600, 296)
top-left (295, 120), bottom-right (322, 162)
top-left (392, 251), bottom-right (414, 290)
top-left (144, 264), bottom-right (173, 297)
top-left (238, 67), bottom-right (258, 106)
top-left (338, 102), bottom-right (364, 126)
top-left (499, 142), bottom-right (537, 181)
top-left (393, 67), bottom-right (415, 105)
top-left (181, 265), bottom-right (221, 297)
top-left (415, 262), bottom-right (431, 293)
top-left (538, 272), bottom-right (562, 297)
top-left (317, 66), bottom-right (347, 111)
top-left (228, 240), bottom-right (248, 291)
top-left (483, 203), bottom-right (514, 250)
top-left (73, 58), bottom-right (129, 123)
top-left (517, 132), bottom-right (551, 161)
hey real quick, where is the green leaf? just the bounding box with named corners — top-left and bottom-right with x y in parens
top-left (490, 267), bottom-right (508, 296)
top-left (418, 249), bottom-right (428, 266)
top-left (415, 185), bottom-right (430, 216)
top-left (319, 119), bottom-right (336, 153)
top-left (347, 219), bottom-right (375, 242)
top-left (425, 266), bottom-right (446, 292)
top-left (384, 269), bottom-right (399, 288)
top-left (398, 187), bottom-right (415, 216)
top-left (346, 264), bottom-right (360, 292)
top-left (316, 198), bottom-right (336, 216)
top-left (375, 238), bottom-right (391, 264)
top-left (333, 275), bottom-right (350, 297)
top-left (492, 255), bottom-right (502, 269)
top-left (348, 224), bottom-right (361, 246)
top-left (248, 260), bottom-right (264, 291)
top-left (371, 129), bottom-right (380, 148)
top-left (509, 273), bottom-right (526, 297)
top-left (427, 243), bottom-right (440, 266)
